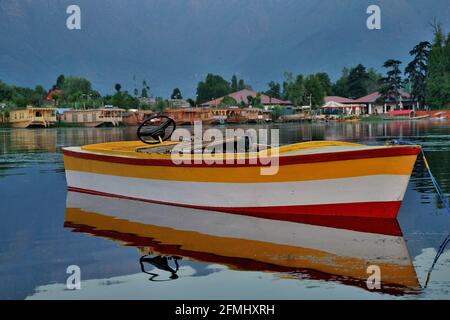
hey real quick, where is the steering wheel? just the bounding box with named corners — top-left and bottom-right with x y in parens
top-left (137, 115), bottom-right (176, 144)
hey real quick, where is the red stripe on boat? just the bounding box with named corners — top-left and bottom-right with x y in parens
top-left (62, 145), bottom-right (420, 167)
top-left (68, 187), bottom-right (402, 220)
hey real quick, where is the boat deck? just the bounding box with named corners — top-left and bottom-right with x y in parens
top-left (70, 140), bottom-right (401, 160)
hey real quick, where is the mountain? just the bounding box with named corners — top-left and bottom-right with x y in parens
top-left (0, 0), bottom-right (449, 97)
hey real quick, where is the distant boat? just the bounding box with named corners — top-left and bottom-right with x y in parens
top-left (383, 110), bottom-right (430, 121)
top-left (9, 107), bottom-right (57, 128)
top-left (61, 108), bottom-right (125, 127)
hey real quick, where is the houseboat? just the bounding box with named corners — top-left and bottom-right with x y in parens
top-left (9, 107), bottom-right (57, 128)
top-left (61, 108), bottom-right (125, 127)
top-left (122, 110), bottom-right (155, 126)
top-left (164, 108), bottom-right (210, 125)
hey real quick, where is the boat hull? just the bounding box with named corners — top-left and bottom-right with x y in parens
top-left (62, 143), bottom-right (419, 220)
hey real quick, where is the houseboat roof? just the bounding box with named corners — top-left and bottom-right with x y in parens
top-left (201, 89), bottom-right (292, 107)
top-left (64, 108), bottom-right (125, 112)
top-left (11, 106), bottom-right (57, 112)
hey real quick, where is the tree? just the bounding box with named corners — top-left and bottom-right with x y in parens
top-left (219, 96), bottom-right (238, 107)
top-left (315, 72), bottom-right (333, 95)
top-left (265, 81), bottom-right (281, 99)
top-left (346, 64), bottom-right (369, 98)
top-left (141, 80), bottom-right (150, 98)
top-left (196, 74), bottom-right (231, 104)
top-left (332, 68), bottom-right (350, 97)
top-left (52, 74), bottom-right (65, 90)
top-left (282, 72), bottom-right (305, 106)
top-left (231, 75), bottom-right (238, 92)
top-left (115, 83), bottom-right (122, 93)
top-left (405, 41), bottom-right (431, 108)
top-left (238, 79), bottom-right (247, 90)
top-left (133, 75), bottom-right (138, 97)
top-left (426, 23), bottom-right (450, 108)
top-left (366, 68), bottom-right (382, 93)
top-left (379, 59), bottom-right (403, 107)
top-left (304, 74), bottom-right (326, 108)
top-left (170, 88), bottom-right (183, 100)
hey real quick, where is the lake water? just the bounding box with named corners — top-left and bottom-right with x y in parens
top-left (0, 121), bottom-right (449, 300)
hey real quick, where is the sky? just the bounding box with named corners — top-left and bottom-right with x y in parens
top-left (0, 0), bottom-right (449, 97)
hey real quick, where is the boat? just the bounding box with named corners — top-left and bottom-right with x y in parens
top-left (9, 107), bottom-right (57, 128)
top-left (61, 108), bottom-right (125, 127)
top-left (64, 191), bottom-right (420, 294)
top-left (62, 116), bottom-right (421, 220)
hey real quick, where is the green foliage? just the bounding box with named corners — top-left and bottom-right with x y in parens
top-left (379, 59), bottom-right (403, 105)
top-left (196, 74), bottom-right (231, 104)
top-left (170, 88), bottom-right (183, 99)
top-left (304, 74), bottom-right (326, 108)
top-left (405, 41), bottom-right (431, 108)
top-left (347, 64), bottom-right (369, 98)
top-left (282, 73), bottom-right (305, 106)
top-left (219, 95), bottom-right (238, 107)
top-left (265, 81), bottom-right (281, 99)
top-left (231, 75), bottom-right (238, 92)
top-left (426, 26), bottom-right (450, 108)
top-left (315, 72), bottom-right (333, 96)
top-left (141, 80), bottom-right (150, 98)
top-left (105, 91), bottom-right (139, 109)
top-left (0, 80), bottom-right (47, 108)
top-left (332, 65), bottom-right (381, 98)
top-left (153, 98), bottom-right (167, 113)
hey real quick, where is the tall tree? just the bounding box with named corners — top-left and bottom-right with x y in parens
top-left (282, 73), bottom-right (305, 106)
top-left (332, 68), bottom-right (350, 97)
top-left (304, 74), bottom-right (326, 108)
top-left (379, 59), bottom-right (403, 107)
top-left (426, 23), bottom-right (450, 108)
top-left (315, 72), bottom-right (333, 95)
top-left (405, 41), bottom-right (431, 108)
top-left (141, 80), bottom-right (150, 98)
top-left (231, 75), bottom-right (238, 92)
top-left (346, 64), bottom-right (369, 98)
top-left (114, 83), bottom-right (121, 93)
top-left (52, 74), bottom-right (65, 90)
top-left (265, 81), bottom-right (281, 99)
top-left (196, 74), bottom-right (230, 104)
top-left (170, 88), bottom-right (183, 99)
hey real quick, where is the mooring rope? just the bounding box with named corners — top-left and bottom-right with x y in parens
top-left (388, 139), bottom-right (450, 289)
top-left (389, 139), bottom-right (449, 214)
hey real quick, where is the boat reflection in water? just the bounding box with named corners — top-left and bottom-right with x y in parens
top-left (64, 191), bottom-right (420, 295)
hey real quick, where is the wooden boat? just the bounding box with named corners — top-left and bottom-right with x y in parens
top-left (64, 191), bottom-right (420, 294)
top-left (9, 107), bottom-right (57, 128)
top-left (62, 116), bottom-right (420, 220)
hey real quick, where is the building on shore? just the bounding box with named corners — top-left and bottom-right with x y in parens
top-left (200, 89), bottom-right (292, 109)
top-left (61, 108), bottom-right (125, 127)
top-left (323, 91), bottom-right (417, 115)
top-left (353, 91), bottom-right (415, 114)
top-left (9, 106), bottom-right (57, 128)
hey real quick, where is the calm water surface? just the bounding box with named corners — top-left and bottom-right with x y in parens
top-left (0, 121), bottom-right (449, 300)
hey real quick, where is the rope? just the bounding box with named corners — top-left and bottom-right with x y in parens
top-left (388, 139), bottom-right (450, 289)
top-left (388, 139), bottom-right (449, 214)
